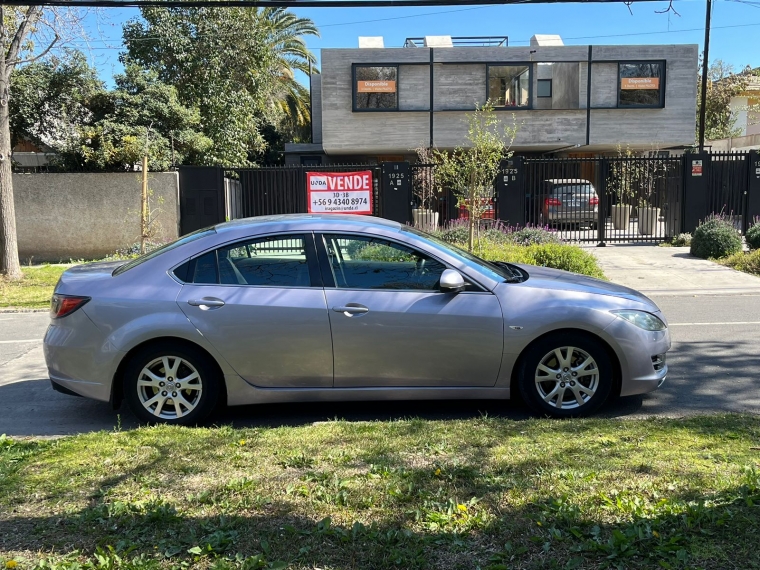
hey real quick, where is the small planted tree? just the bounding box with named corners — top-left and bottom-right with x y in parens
top-left (430, 103), bottom-right (517, 251)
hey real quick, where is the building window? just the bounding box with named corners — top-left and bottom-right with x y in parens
top-left (537, 79), bottom-right (552, 98)
top-left (618, 62), bottom-right (665, 108)
top-left (354, 65), bottom-right (398, 111)
top-left (488, 65), bottom-right (530, 108)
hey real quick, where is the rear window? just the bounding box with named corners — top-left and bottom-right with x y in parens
top-left (551, 184), bottom-right (595, 195)
top-left (113, 228), bottom-right (217, 276)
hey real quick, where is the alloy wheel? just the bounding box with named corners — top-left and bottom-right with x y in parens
top-left (534, 346), bottom-right (599, 410)
top-left (136, 356), bottom-right (203, 419)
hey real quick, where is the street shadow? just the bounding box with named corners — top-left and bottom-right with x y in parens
top-left (1, 337), bottom-right (756, 437)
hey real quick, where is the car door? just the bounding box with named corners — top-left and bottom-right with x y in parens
top-left (318, 233), bottom-right (504, 388)
top-left (175, 233), bottom-right (333, 388)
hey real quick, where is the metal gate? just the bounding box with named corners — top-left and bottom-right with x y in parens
top-left (708, 152), bottom-right (750, 232)
top-left (521, 156), bottom-right (684, 243)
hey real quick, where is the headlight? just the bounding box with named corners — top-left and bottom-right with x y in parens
top-left (612, 310), bottom-right (667, 331)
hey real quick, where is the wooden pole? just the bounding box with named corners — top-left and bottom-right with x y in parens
top-left (141, 154), bottom-right (148, 254)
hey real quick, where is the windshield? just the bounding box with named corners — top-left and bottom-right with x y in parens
top-left (113, 227), bottom-right (217, 276)
top-left (402, 226), bottom-right (523, 283)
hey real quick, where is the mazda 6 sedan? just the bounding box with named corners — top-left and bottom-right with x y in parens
top-left (44, 214), bottom-right (670, 424)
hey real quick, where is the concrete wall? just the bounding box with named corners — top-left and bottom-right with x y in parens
top-left (14, 172), bottom-right (180, 262)
top-left (310, 74), bottom-right (323, 144)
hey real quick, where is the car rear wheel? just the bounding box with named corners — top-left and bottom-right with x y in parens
top-left (518, 333), bottom-right (613, 418)
top-left (124, 342), bottom-right (220, 425)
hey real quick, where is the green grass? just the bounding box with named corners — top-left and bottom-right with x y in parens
top-left (0, 265), bottom-right (66, 310)
top-left (719, 249), bottom-right (760, 277)
top-left (2, 415), bottom-right (759, 569)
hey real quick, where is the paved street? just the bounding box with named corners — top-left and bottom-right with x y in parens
top-left (1, 288), bottom-right (758, 436)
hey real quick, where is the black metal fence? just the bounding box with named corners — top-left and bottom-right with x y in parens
top-left (178, 151), bottom-right (760, 244)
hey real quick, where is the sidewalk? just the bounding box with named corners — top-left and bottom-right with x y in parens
top-left (585, 244), bottom-right (760, 296)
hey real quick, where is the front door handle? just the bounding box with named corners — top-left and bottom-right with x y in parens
top-left (188, 297), bottom-right (226, 309)
top-left (332, 304), bottom-right (369, 316)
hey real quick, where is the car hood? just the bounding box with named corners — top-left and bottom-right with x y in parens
top-left (515, 264), bottom-right (658, 308)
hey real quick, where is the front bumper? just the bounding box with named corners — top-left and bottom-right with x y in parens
top-left (603, 314), bottom-right (671, 397)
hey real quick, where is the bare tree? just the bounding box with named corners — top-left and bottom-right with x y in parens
top-left (0, 6), bottom-right (96, 279)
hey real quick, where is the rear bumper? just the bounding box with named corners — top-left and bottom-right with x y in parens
top-left (545, 208), bottom-right (598, 223)
top-left (43, 310), bottom-right (123, 403)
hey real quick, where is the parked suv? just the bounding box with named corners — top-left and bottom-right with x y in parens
top-left (533, 179), bottom-right (599, 228)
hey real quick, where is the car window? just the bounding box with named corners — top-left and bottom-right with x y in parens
top-left (113, 227), bottom-right (216, 276)
top-left (192, 251), bottom-right (218, 284)
top-left (552, 184), bottom-right (595, 195)
top-left (216, 235), bottom-right (311, 287)
top-left (185, 235), bottom-right (311, 286)
top-left (322, 234), bottom-right (447, 290)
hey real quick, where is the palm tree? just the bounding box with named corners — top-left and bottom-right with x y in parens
top-left (259, 8), bottom-right (319, 137)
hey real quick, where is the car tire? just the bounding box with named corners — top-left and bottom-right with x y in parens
top-left (518, 332), bottom-right (614, 418)
top-left (124, 341), bottom-right (221, 425)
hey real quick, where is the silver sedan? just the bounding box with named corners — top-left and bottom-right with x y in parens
top-left (44, 214), bottom-right (670, 424)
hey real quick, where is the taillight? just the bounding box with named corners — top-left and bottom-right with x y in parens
top-left (545, 197), bottom-right (562, 206)
top-left (589, 196), bottom-right (599, 205)
top-left (50, 294), bottom-right (90, 319)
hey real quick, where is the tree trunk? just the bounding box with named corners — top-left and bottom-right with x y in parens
top-left (0, 60), bottom-right (22, 281)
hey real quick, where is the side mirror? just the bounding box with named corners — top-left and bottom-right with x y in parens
top-left (440, 269), bottom-right (466, 293)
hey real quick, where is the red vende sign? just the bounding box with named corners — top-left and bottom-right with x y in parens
top-left (307, 171), bottom-right (373, 215)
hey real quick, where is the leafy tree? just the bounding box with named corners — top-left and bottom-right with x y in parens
top-left (123, 6), bottom-right (318, 166)
top-left (10, 50), bottom-right (104, 153)
top-left (263, 7), bottom-right (318, 141)
top-left (1, 6), bottom-right (94, 280)
top-left (429, 104), bottom-right (517, 251)
top-left (697, 60), bottom-right (756, 141)
top-left (60, 63), bottom-right (211, 171)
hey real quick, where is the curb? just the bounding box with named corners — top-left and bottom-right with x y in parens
top-left (0, 308), bottom-right (49, 314)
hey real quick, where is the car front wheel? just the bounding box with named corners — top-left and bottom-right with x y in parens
top-left (124, 342), bottom-right (220, 425)
top-left (518, 333), bottom-right (614, 418)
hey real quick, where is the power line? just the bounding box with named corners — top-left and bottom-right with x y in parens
top-left (73, 19), bottom-right (760, 49)
top-left (0, 0), bottom-right (693, 8)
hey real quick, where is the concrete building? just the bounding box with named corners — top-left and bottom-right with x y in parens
top-left (286, 34), bottom-right (699, 164)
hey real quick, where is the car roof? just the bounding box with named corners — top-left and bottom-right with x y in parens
top-left (213, 214), bottom-right (403, 233)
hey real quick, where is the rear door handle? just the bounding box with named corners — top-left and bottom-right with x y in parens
top-left (188, 297), bottom-right (226, 309)
top-left (332, 305), bottom-right (369, 315)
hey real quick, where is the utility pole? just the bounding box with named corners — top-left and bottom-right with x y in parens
top-left (698, 0), bottom-right (712, 152)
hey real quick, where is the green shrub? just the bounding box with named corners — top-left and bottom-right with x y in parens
top-left (525, 243), bottom-right (606, 279)
top-left (481, 227), bottom-right (513, 245)
top-left (720, 249), bottom-right (760, 276)
top-left (690, 214), bottom-right (743, 259)
top-left (435, 222), bottom-right (470, 245)
top-left (746, 219), bottom-right (760, 251)
top-left (476, 241), bottom-right (606, 279)
top-left (351, 243), bottom-right (414, 262)
top-left (508, 226), bottom-right (561, 246)
top-left (671, 233), bottom-right (692, 247)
